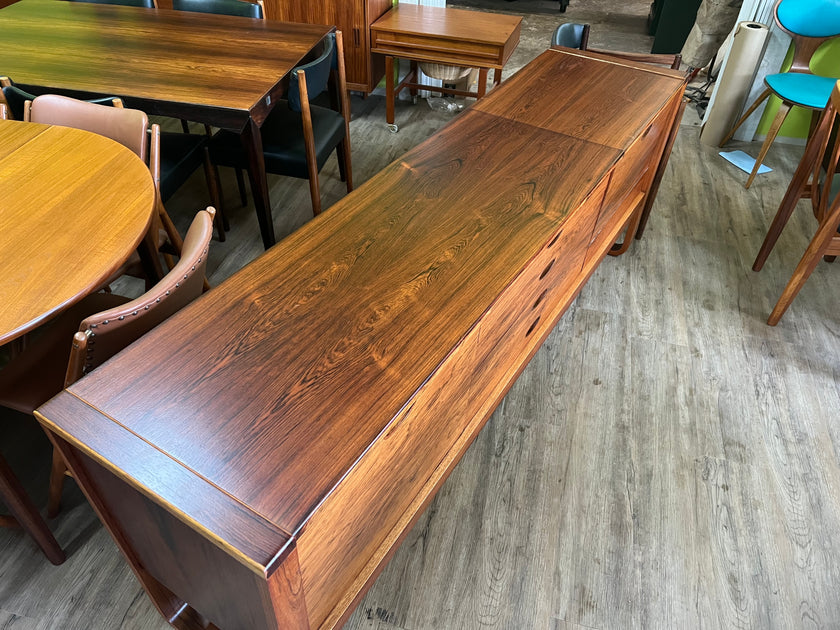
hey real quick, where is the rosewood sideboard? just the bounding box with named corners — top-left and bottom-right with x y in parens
top-left (36, 49), bottom-right (686, 630)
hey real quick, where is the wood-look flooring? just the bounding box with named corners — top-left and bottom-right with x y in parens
top-left (3, 2), bottom-right (840, 629)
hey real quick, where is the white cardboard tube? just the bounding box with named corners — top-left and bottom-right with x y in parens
top-left (700, 21), bottom-right (770, 146)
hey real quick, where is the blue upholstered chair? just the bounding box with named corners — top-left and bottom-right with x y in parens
top-left (720, 0), bottom-right (840, 188)
top-left (551, 22), bottom-right (589, 49)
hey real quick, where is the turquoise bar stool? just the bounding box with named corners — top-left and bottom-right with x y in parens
top-left (720, 0), bottom-right (840, 188)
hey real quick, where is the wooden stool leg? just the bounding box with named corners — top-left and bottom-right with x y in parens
top-left (768, 199), bottom-right (840, 325)
top-left (754, 103), bottom-right (835, 271)
top-left (719, 88), bottom-right (771, 148)
top-left (0, 454), bottom-right (65, 565)
top-left (745, 101), bottom-right (792, 189)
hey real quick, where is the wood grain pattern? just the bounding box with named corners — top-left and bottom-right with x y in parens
top-left (473, 48), bottom-right (684, 149)
top-left (0, 119), bottom-right (154, 344)
top-left (34, 49), bottom-right (685, 629)
top-left (0, 0), bottom-right (330, 128)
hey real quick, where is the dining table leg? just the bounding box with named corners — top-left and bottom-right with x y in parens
top-left (0, 454), bottom-right (65, 565)
top-left (241, 118), bottom-right (275, 249)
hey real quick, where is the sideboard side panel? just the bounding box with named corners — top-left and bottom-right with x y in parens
top-left (59, 443), bottom-right (307, 630)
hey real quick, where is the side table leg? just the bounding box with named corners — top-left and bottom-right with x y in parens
top-left (493, 67), bottom-right (502, 88)
top-left (409, 60), bottom-right (419, 102)
top-left (385, 55), bottom-right (397, 131)
top-left (477, 68), bottom-right (488, 99)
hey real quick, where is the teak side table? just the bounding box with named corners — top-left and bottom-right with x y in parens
top-left (370, 4), bottom-right (522, 131)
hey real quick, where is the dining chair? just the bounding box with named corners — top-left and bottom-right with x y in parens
top-left (752, 80), bottom-right (840, 325)
top-left (171, 0), bottom-right (263, 18)
top-left (0, 76), bottom-right (119, 121)
top-left (170, 0), bottom-right (263, 206)
top-left (207, 31), bottom-right (353, 217)
top-left (0, 208), bottom-right (215, 516)
top-left (67, 0), bottom-right (157, 7)
top-left (551, 23), bottom-right (589, 50)
top-left (719, 0), bottom-right (840, 188)
top-left (26, 93), bottom-right (223, 273)
top-left (550, 23), bottom-right (682, 69)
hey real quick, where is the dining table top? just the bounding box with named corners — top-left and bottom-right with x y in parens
top-left (0, 0), bottom-right (333, 130)
top-left (0, 118), bottom-right (156, 345)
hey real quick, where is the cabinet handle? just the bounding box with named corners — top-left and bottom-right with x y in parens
top-left (354, 28), bottom-right (361, 47)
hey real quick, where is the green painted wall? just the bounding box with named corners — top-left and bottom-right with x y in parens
top-left (755, 38), bottom-right (840, 138)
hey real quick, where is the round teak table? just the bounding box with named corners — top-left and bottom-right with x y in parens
top-left (0, 118), bottom-right (156, 345)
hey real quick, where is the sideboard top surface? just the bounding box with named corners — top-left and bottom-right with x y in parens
top-left (37, 49), bottom-right (685, 570)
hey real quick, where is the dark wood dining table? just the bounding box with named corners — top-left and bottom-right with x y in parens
top-left (0, 118), bottom-right (155, 345)
top-left (0, 0), bottom-right (332, 249)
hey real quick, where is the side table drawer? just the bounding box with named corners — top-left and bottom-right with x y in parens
top-left (371, 30), bottom-right (506, 67)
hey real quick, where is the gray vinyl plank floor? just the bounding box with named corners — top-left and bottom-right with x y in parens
top-left (3, 1), bottom-right (840, 628)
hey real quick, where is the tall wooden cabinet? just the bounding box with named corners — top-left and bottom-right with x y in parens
top-left (263, 0), bottom-right (393, 93)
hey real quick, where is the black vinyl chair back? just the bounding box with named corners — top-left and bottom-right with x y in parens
top-left (1, 84), bottom-right (34, 121)
top-left (171, 0), bottom-right (263, 18)
top-left (68, 0), bottom-right (156, 7)
top-left (288, 33), bottom-right (335, 113)
top-left (551, 23), bottom-right (589, 49)
top-left (0, 77), bottom-right (122, 121)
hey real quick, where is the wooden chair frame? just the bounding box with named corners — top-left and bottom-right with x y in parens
top-left (753, 80), bottom-right (840, 324)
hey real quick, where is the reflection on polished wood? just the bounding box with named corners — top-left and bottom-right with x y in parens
top-left (35, 49), bottom-right (685, 629)
top-left (0, 119), bottom-right (155, 345)
top-left (0, 0), bottom-right (332, 248)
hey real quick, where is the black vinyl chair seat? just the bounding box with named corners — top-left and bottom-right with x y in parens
top-left (159, 131), bottom-right (210, 202)
top-left (208, 102), bottom-right (345, 180)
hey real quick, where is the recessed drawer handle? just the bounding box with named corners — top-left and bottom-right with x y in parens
top-left (548, 229), bottom-right (563, 248)
top-left (526, 316), bottom-right (540, 337)
top-left (539, 259), bottom-right (555, 280)
top-left (533, 289), bottom-right (548, 309)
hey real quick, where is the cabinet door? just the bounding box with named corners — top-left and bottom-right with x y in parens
top-left (365, 0), bottom-right (393, 91)
top-left (264, 0), bottom-right (367, 89)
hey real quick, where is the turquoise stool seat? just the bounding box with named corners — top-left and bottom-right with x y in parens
top-left (765, 72), bottom-right (837, 109)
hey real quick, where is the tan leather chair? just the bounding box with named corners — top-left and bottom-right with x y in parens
top-left (753, 80), bottom-right (840, 325)
top-left (0, 208), bottom-right (216, 515)
top-left (26, 94), bottom-right (223, 271)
